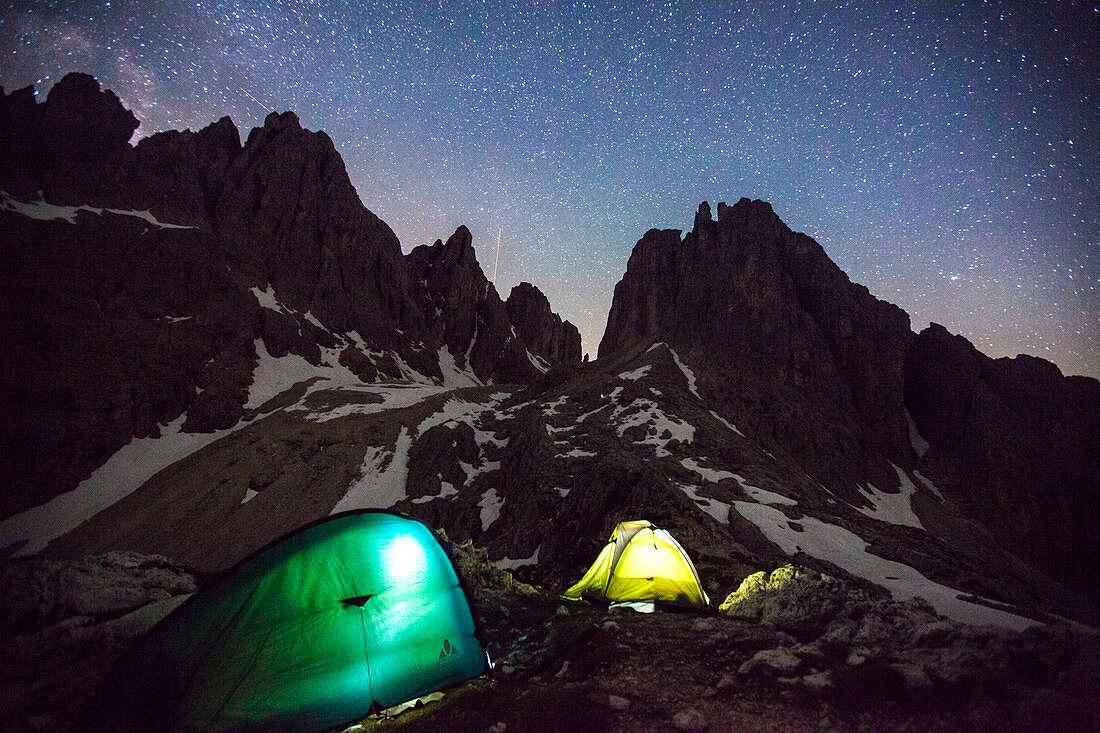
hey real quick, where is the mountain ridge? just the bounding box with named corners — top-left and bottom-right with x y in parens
top-left (1, 72), bottom-right (1095, 618)
top-left (0, 73), bottom-right (581, 520)
top-left (599, 198), bottom-right (1098, 596)
top-left (2, 70), bottom-right (1097, 733)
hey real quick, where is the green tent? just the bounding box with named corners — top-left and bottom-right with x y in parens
top-left (97, 511), bottom-right (486, 732)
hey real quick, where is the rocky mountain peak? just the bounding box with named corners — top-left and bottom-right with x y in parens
top-left (1, 72), bottom-right (582, 519)
top-left (261, 109), bottom-right (301, 132)
top-left (693, 200), bottom-right (713, 231)
top-left (406, 226), bottom-right (534, 382)
top-left (904, 322), bottom-right (1100, 593)
top-left (43, 72), bottom-right (139, 149)
top-left (599, 198), bottom-right (918, 498)
top-left (438, 225), bottom-right (478, 268)
top-left (505, 282), bottom-right (582, 365)
top-left (715, 197), bottom-right (784, 232)
top-left (599, 198), bottom-right (1098, 597)
top-left (1, 73), bottom-right (138, 202)
top-left (409, 226), bottom-right (486, 300)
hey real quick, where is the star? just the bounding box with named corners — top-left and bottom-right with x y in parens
top-left (1, 1), bottom-right (1097, 376)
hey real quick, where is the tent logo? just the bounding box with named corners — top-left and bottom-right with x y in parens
top-left (439, 637), bottom-right (458, 660)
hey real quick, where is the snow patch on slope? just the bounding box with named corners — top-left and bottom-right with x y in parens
top-left (856, 465), bottom-right (923, 530)
top-left (526, 350), bottom-right (550, 374)
top-left (708, 409), bottom-right (745, 437)
top-left (738, 480), bottom-right (798, 507)
top-left (461, 460), bottom-right (501, 484)
top-left (299, 383), bottom-right (451, 423)
top-left (496, 545), bottom-right (540, 570)
top-left (0, 414), bottom-right (247, 555)
top-left (479, 488), bottom-right (503, 530)
top-left (542, 394), bottom-right (569, 417)
top-left (681, 458), bottom-right (796, 505)
top-left (2, 191), bottom-right (194, 228)
top-left (680, 457), bottom-right (736, 483)
top-left (558, 447), bottom-right (598, 459)
top-left (246, 339), bottom-right (327, 409)
top-left (250, 285), bottom-right (292, 315)
top-left (412, 481), bottom-right (458, 504)
top-left (913, 470), bottom-right (946, 502)
top-left (612, 397), bottom-right (694, 458)
top-left (576, 402), bottom-right (610, 423)
top-left (415, 395), bottom-right (510, 453)
top-left (649, 342), bottom-right (701, 400)
top-left (906, 409), bottom-right (930, 458)
top-left (438, 346), bottom-right (482, 388)
top-left (732, 501), bottom-right (1036, 631)
top-left (617, 364), bottom-right (651, 381)
top-left (331, 427), bottom-right (412, 512)
top-left (679, 483), bottom-right (730, 524)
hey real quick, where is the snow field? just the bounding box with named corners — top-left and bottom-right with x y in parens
top-left (680, 457), bottom-right (797, 506)
top-left (0, 415), bottom-right (250, 555)
top-left (678, 483), bottom-right (732, 524)
top-left (906, 408), bottom-right (930, 458)
top-left (479, 488), bottom-right (503, 530)
top-left (331, 392), bottom-right (512, 514)
top-left (2, 191), bottom-right (195, 229)
top-left (438, 347), bottom-right (483, 388)
top-left (526, 350), bottom-right (550, 373)
top-left (495, 545), bottom-right (540, 570)
top-left (856, 464), bottom-right (924, 529)
top-left (331, 429), bottom-right (412, 512)
top-left (732, 501), bottom-right (1037, 631)
top-left (617, 364), bottom-right (652, 381)
top-left (612, 397), bottom-right (695, 458)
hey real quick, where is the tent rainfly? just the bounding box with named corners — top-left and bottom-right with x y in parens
top-left (95, 511), bottom-right (486, 733)
top-left (562, 519), bottom-right (709, 607)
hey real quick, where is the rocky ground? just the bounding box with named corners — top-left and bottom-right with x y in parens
top-left (2, 546), bottom-right (1097, 732)
top-left (0, 552), bottom-right (197, 730)
top-left (346, 558), bottom-right (1099, 733)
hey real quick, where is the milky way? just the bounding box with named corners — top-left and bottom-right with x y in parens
top-left (2, 2), bottom-right (1096, 376)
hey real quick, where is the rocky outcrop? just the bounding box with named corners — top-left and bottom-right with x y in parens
top-left (214, 111), bottom-right (422, 343)
top-left (905, 324), bottom-right (1100, 593)
top-left (721, 565), bottom-right (1099, 727)
top-left (0, 552), bottom-right (195, 729)
top-left (506, 282), bottom-right (582, 365)
top-left (0, 73), bottom-right (138, 204)
top-left (600, 199), bottom-right (914, 497)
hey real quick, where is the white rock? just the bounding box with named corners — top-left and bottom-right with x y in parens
top-left (608, 694), bottom-right (631, 710)
top-left (672, 707), bottom-right (708, 732)
top-left (739, 646), bottom-right (802, 676)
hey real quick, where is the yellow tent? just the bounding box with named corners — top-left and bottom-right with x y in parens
top-left (562, 520), bottom-right (709, 607)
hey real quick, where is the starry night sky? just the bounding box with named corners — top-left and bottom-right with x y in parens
top-left (2, 2), bottom-right (1097, 377)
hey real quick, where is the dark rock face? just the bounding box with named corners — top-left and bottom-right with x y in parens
top-left (506, 282), bottom-right (582, 365)
top-left (0, 73), bottom-right (138, 204)
top-left (905, 323), bottom-right (1100, 593)
top-left (0, 74), bottom-right (577, 518)
top-left (0, 211), bottom-right (253, 518)
top-left (600, 199), bottom-right (913, 496)
top-left (405, 227), bottom-right (539, 383)
top-left (214, 111), bottom-right (420, 343)
top-left (599, 198), bottom-right (1099, 596)
top-left (0, 552), bottom-right (195, 729)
